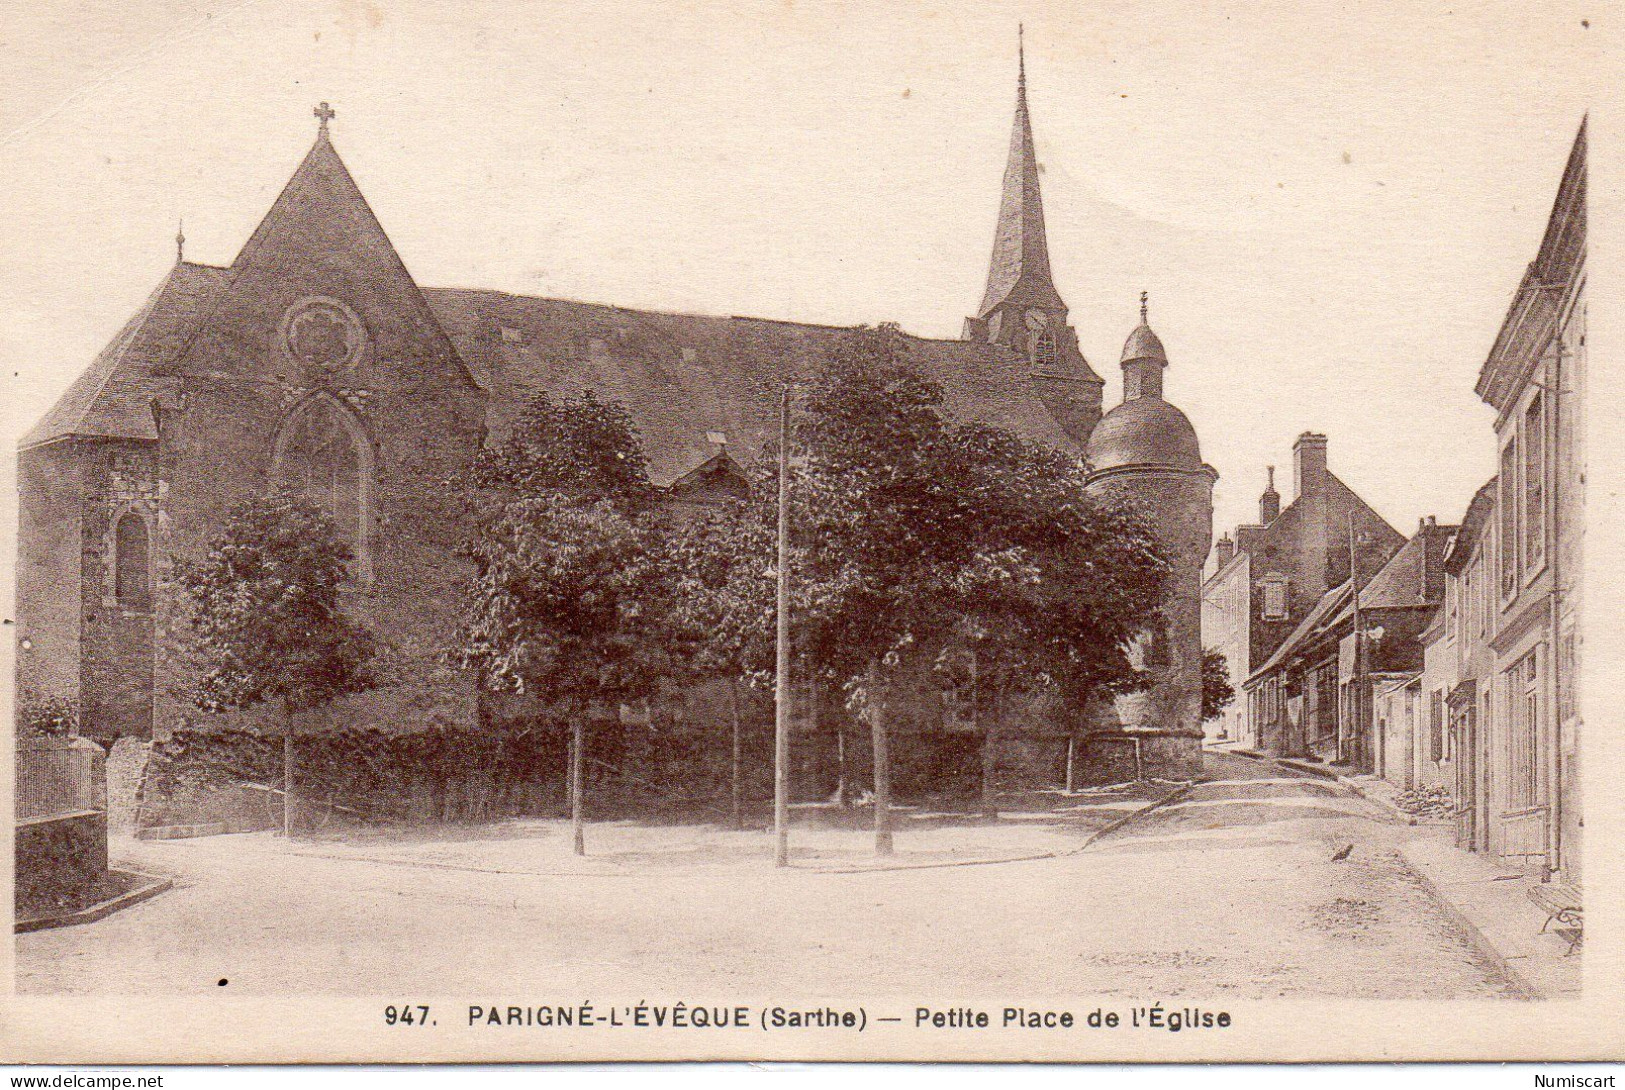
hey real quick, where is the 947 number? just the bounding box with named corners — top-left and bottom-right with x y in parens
top-left (385, 1004), bottom-right (434, 1027)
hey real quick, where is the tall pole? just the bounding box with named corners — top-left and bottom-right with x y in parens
top-left (1347, 511), bottom-right (1362, 768)
top-left (283, 708), bottom-right (294, 839)
top-left (774, 385), bottom-right (792, 867)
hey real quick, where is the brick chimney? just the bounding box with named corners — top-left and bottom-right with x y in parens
top-left (1259, 465), bottom-right (1281, 524)
top-left (1293, 433), bottom-right (1329, 501)
top-left (1420, 515), bottom-right (1449, 602)
top-left (1214, 532), bottom-right (1236, 569)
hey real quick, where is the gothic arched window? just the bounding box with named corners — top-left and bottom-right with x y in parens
top-left (272, 394), bottom-right (372, 579)
top-left (1033, 328), bottom-right (1058, 369)
top-left (114, 512), bottom-right (152, 610)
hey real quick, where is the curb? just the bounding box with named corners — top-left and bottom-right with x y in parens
top-left (1070, 780), bottom-right (1199, 853)
top-left (1228, 749), bottom-right (1546, 999)
top-left (793, 779), bottom-right (1200, 875)
top-left (136, 822), bottom-right (229, 841)
top-left (16, 870), bottom-right (173, 934)
top-left (1274, 757), bottom-right (1341, 781)
top-left (167, 782), bottom-right (1202, 881)
top-left (1390, 846), bottom-right (1542, 1001)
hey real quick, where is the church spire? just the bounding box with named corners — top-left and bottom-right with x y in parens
top-left (976, 27), bottom-right (1065, 320)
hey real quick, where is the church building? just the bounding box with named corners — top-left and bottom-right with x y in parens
top-left (17, 49), bottom-right (1212, 810)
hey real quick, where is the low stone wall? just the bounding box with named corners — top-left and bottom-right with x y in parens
top-left (1075, 731), bottom-right (1203, 785)
top-left (16, 810), bottom-right (108, 917)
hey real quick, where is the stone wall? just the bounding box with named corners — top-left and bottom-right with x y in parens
top-left (16, 812), bottom-right (109, 917)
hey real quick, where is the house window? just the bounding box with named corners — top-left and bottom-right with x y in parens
top-left (1446, 578), bottom-right (1459, 640)
top-left (1261, 578), bottom-right (1289, 621)
top-left (1523, 393), bottom-right (1545, 574)
top-left (114, 513), bottom-right (152, 611)
top-left (1505, 651), bottom-right (1540, 810)
top-left (1499, 440), bottom-right (1519, 598)
top-left (1558, 630), bottom-right (1578, 723)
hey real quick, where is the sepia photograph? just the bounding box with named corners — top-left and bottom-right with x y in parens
top-left (1, 0), bottom-right (1618, 1067)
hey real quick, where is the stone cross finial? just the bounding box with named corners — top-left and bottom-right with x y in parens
top-left (1140, 291), bottom-right (1149, 322)
top-left (314, 101), bottom-right (336, 132)
top-left (175, 219), bottom-right (185, 263)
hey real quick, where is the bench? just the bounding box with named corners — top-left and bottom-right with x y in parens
top-left (1528, 882), bottom-right (1583, 955)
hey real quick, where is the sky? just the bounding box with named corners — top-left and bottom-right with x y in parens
top-left (0, 0), bottom-right (1607, 542)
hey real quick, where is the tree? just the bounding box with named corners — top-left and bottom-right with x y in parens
top-left (459, 390), bottom-right (677, 855)
top-left (788, 325), bottom-right (971, 854)
top-left (938, 423), bottom-right (1170, 813)
top-left (1201, 648), bottom-right (1236, 723)
top-left (475, 389), bottom-right (654, 511)
top-left (16, 690), bottom-right (78, 741)
top-left (178, 493), bottom-right (381, 837)
top-left (665, 505), bottom-right (776, 828)
top-left (719, 325), bottom-right (1171, 853)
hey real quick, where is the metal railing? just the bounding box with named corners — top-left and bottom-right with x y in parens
top-left (15, 738), bottom-right (105, 823)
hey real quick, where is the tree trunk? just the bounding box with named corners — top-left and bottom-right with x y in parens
top-left (728, 680), bottom-right (744, 830)
top-left (282, 703), bottom-right (295, 839)
top-left (835, 727), bottom-right (848, 808)
top-left (569, 713), bottom-right (586, 856)
top-left (868, 659), bottom-right (893, 856)
top-left (1065, 734), bottom-right (1077, 794)
top-left (980, 678), bottom-right (1005, 818)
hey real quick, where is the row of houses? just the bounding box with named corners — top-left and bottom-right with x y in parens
top-left (1202, 120), bottom-right (1586, 883)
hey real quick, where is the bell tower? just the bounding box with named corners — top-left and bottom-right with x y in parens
top-left (963, 29), bottom-right (1102, 444)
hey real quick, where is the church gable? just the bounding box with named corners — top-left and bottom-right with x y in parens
top-left (170, 119), bottom-right (477, 398)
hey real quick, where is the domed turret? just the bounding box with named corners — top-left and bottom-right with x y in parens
top-left (1121, 322), bottom-right (1167, 367)
top-left (1083, 293), bottom-right (1216, 771)
top-left (1085, 295), bottom-right (1202, 471)
top-left (1086, 396), bottom-right (1202, 471)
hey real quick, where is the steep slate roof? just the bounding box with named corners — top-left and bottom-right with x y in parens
top-left (975, 49), bottom-right (1065, 319)
top-left (21, 261), bottom-right (229, 449)
top-left (1444, 477), bottom-right (1497, 576)
top-left (1340, 524), bottom-right (1455, 613)
top-left (423, 289), bottom-right (1073, 486)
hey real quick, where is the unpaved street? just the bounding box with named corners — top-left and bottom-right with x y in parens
top-left (16, 754), bottom-right (1515, 999)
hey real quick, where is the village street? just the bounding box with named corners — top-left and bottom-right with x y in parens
top-left (16, 753), bottom-right (1516, 1000)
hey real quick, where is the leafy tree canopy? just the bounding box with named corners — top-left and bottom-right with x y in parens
top-left (476, 390), bottom-right (654, 510)
top-left (725, 324), bottom-right (1173, 710)
top-left (178, 493), bottom-right (381, 716)
top-left (459, 494), bottom-right (677, 711)
top-left (1201, 648), bottom-right (1237, 723)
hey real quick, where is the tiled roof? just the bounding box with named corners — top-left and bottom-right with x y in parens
top-left (423, 289), bottom-right (1073, 486)
top-left (1347, 522), bottom-right (1455, 613)
top-left (24, 132), bottom-right (1075, 484)
top-left (21, 262), bottom-right (228, 449)
top-left (1444, 477), bottom-right (1496, 575)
